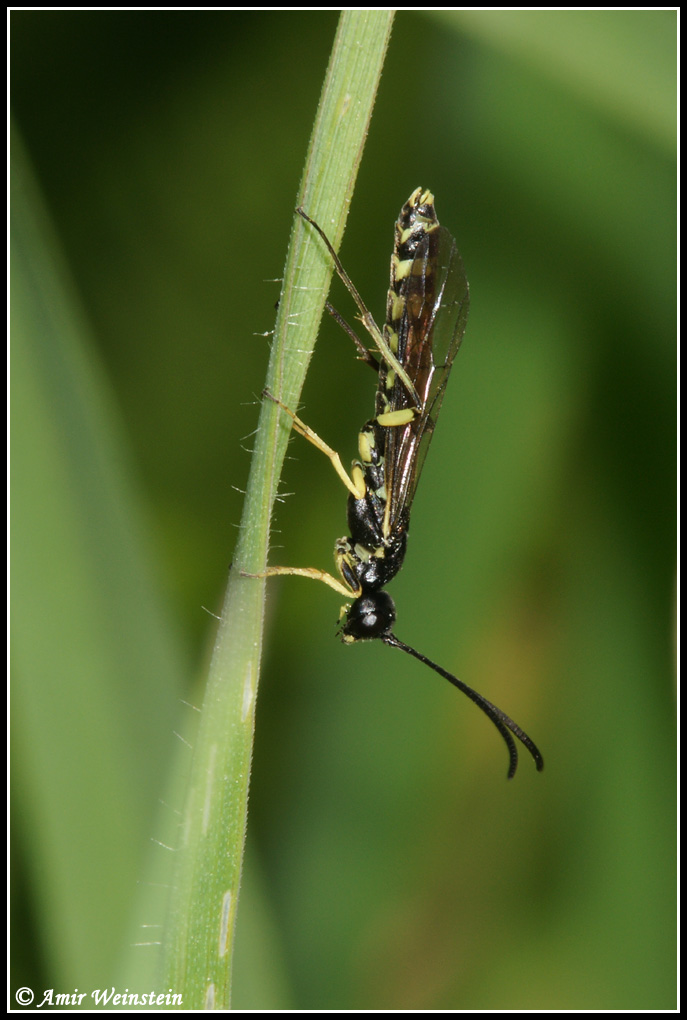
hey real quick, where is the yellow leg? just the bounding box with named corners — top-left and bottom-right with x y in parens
top-left (296, 208), bottom-right (421, 408)
top-left (264, 390), bottom-right (365, 500)
top-left (242, 564), bottom-right (353, 599)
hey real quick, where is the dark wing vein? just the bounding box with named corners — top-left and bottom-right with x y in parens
top-left (382, 226), bottom-right (469, 534)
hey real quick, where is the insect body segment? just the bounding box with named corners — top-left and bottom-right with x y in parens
top-left (337, 189), bottom-right (467, 640)
top-left (252, 189), bottom-right (542, 778)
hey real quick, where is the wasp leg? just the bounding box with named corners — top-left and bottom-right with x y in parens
top-left (297, 207), bottom-right (421, 408)
top-left (263, 389), bottom-right (366, 500)
top-left (324, 301), bottom-right (380, 373)
top-left (241, 565), bottom-right (353, 599)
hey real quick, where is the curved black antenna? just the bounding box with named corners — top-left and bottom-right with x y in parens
top-left (382, 633), bottom-right (544, 779)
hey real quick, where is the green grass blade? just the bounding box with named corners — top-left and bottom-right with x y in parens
top-left (162, 11), bottom-right (395, 1009)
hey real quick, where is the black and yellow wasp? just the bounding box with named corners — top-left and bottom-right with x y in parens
top-left (253, 188), bottom-right (543, 778)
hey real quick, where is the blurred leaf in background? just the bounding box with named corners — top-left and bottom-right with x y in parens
top-left (10, 10), bottom-right (676, 1010)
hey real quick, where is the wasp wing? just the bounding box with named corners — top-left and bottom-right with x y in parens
top-left (381, 225), bottom-right (469, 537)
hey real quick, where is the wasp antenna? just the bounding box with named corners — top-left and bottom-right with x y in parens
top-left (382, 633), bottom-right (543, 779)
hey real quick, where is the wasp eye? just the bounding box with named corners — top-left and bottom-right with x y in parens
top-left (342, 592), bottom-right (396, 641)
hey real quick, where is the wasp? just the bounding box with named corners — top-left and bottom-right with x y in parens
top-left (252, 188), bottom-right (543, 778)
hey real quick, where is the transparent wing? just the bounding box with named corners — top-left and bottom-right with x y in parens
top-left (382, 225), bottom-right (469, 534)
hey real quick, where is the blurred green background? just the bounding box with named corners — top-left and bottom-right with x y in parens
top-left (11, 10), bottom-right (676, 1010)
